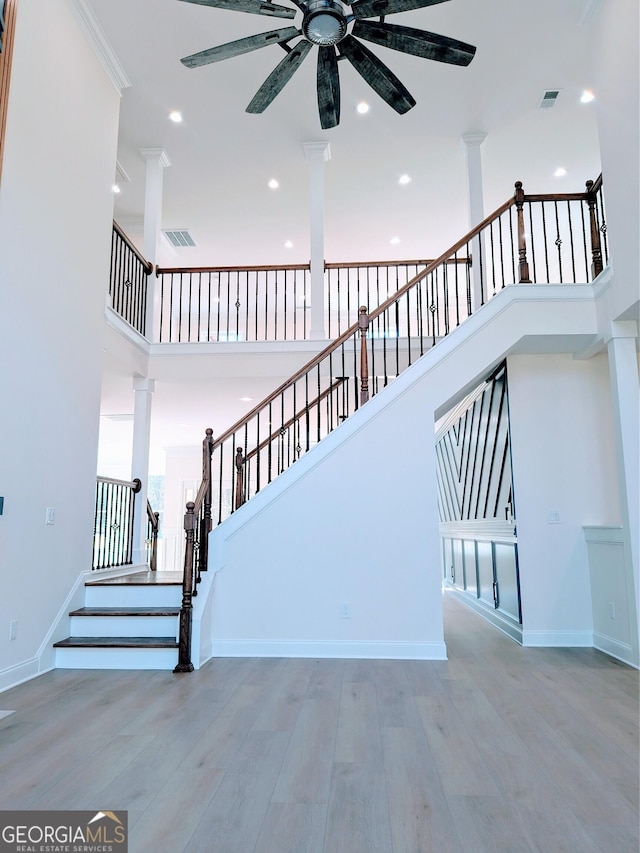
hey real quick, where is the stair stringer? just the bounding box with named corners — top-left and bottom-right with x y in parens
top-left (191, 284), bottom-right (599, 666)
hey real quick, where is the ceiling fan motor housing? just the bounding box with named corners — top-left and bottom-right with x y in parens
top-left (302, 0), bottom-right (348, 46)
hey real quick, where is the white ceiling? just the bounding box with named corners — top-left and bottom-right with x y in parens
top-left (91, 0), bottom-right (605, 471)
top-left (91, 0), bottom-right (602, 266)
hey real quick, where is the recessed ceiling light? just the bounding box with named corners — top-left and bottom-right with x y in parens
top-left (268, 179), bottom-right (279, 189)
top-left (554, 166), bottom-right (567, 177)
top-left (111, 184), bottom-right (121, 194)
top-left (580, 89), bottom-right (595, 104)
top-left (398, 174), bottom-right (412, 185)
top-left (239, 396), bottom-right (253, 402)
top-left (390, 236), bottom-right (401, 245)
top-left (169, 110), bottom-right (183, 123)
top-left (356, 101), bottom-right (370, 114)
top-left (284, 240), bottom-right (293, 248)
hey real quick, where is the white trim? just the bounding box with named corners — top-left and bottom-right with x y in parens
top-left (210, 640), bottom-right (447, 660)
top-left (583, 525), bottom-right (624, 544)
top-left (593, 633), bottom-right (638, 669)
top-left (104, 306), bottom-right (151, 354)
top-left (0, 659), bottom-right (54, 694)
top-left (440, 520), bottom-right (516, 541)
top-left (521, 630), bottom-right (593, 647)
top-left (68, 0), bottom-right (131, 95)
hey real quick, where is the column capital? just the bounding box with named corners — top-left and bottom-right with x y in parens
top-left (460, 132), bottom-right (487, 154)
top-left (139, 148), bottom-right (172, 168)
top-left (303, 141), bottom-right (331, 162)
top-left (133, 377), bottom-right (156, 393)
top-left (605, 320), bottom-right (638, 343)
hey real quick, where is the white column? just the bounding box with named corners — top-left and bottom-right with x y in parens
top-left (606, 320), bottom-right (639, 664)
top-left (131, 377), bottom-right (155, 566)
top-left (140, 147), bottom-right (171, 342)
top-left (461, 133), bottom-right (487, 311)
top-left (303, 141), bottom-right (331, 340)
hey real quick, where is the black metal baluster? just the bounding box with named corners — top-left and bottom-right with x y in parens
top-left (567, 200), bottom-right (577, 282)
top-left (554, 201), bottom-right (563, 282)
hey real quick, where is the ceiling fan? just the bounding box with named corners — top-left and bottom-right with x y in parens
top-left (177, 0), bottom-right (476, 129)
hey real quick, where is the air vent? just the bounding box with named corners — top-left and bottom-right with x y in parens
top-left (539, 90), bottom-right (560, 108)
top-left (163, 229), bottom-right (196, 248)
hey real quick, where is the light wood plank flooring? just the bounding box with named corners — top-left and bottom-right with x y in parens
top-left (0, 593), bottom-right (637, 852)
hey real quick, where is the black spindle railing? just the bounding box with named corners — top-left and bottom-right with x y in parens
top-left (156, 264), bottom-right (311, 343)
top-left (93, 476), bottom-right (141, 570)
top-left (110, 223), bottom-right (153, 336)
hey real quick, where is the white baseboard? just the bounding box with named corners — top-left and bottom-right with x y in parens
top-left (521, 629), bottom-right (593, 647)
top-left (593, 632), bottom-right (638, 668)
top-left (209, 639), bottom-right (447, 660)
top-left (0, 658), bottom-right (54, 694)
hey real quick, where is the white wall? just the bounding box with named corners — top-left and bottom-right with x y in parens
top-left (507, 352), bottom-right (620, 646)
top-left (206, 382), bottom-right (446, 660)
top-left (0, 0), bottom-right (121, 687)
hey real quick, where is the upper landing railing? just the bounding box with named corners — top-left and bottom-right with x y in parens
top-left (111, 178), bottom-right (607, 345)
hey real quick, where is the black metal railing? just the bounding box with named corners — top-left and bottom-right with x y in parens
top-left (110, 223), bottom-right (153, 336)
top-left (92, 476), bottom-right (141, 570)
top-left (155, 264), bottom-right (311, 343)
top-left (326, 259), bottom-right (436, 337)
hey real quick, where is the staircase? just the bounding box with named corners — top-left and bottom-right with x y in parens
top-left (54, 571), bottom-right (182, 670)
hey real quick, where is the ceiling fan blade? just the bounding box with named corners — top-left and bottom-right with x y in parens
top-left (181, 27), bottom-right (300, 67)
top-left (246, 40), bottom-right (313, 113)
top-left (352, 20), bottom-right (476, 66)
top-left (317, 46), bottom-right (340, 129)
top-left (177, 0), bottom-right (296, 19)
top-left (351, 0), bottom-right (449, 20)
top-left (338, 35), bottom-right (415, 114)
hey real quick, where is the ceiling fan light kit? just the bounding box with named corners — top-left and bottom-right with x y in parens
top-left (178, 0), bottom-right (476, 128)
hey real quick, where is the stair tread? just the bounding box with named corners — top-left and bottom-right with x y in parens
top-left (86, 570), bottom-right (183, 587)
top-left (69, 607), bottom-right (181, 617)
top-left (54, 636), bottom-right (178, 649)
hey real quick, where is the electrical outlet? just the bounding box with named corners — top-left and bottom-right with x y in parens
top-left (9, 621), bottom-right (17, 641)
top-left (340, 603), bottom-right (352, 619)
top-left (609, 602), bottom-right (616, 620)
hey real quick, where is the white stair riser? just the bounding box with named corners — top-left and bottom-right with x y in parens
top-left (84, 586), bottom-right (181, 608)
top-left (55, 647), bottom-right (178, 670)
top-left (69, 616), bottom-right (179, 638)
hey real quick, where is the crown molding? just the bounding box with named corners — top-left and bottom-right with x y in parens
top-left (68, 0), bottom-right (131, 95)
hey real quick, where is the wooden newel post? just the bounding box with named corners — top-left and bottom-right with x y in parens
top-left (235, 448), bottom-right (245, 510)
top-left (514, 181), bottom-right (531, 283)
top-left (175, 501), bottom-right (196, 673)
top-left (358, 305), bottom-right (370, 406)
top-left (585, 179), bottom-right (604, 280)
top-left (198, 428), bottom-right (214, 587)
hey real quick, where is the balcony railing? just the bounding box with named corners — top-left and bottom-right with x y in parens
top-left (114, 178), bottom-right (607, 347)
top-left (110, 222), bottom-right (153, 336)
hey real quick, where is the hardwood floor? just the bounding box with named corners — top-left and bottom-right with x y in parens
top-left (0, 593), bottom-right (637, 852)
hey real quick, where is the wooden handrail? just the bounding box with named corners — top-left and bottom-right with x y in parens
top-left (113, 221), bottom-right (153, 274)
top-left (156, 262), bottom-right (311, 275)
top-left (207, 179), bottom-right (607, 456)
top-left (97, 475), bottom-right (142, 492)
